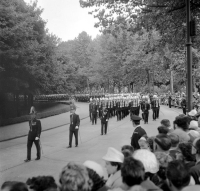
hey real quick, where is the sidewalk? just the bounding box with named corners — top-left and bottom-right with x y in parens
top-left (0, 102), bottom-right (89, 142)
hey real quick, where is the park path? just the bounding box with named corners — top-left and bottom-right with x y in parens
top-left (0, 103), bottom-right (182, 186)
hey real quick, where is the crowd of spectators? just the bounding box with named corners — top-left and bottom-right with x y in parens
top-left (1, 109), bottom-right (200, 191)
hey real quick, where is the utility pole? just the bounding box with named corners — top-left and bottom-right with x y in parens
top-left (186, 0), bottom-right (193, 111)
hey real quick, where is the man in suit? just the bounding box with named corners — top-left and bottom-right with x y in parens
top-left (68, 105), bottom-right (80, 148)
top-left (24, 106), bottom-right (42, 162)
top-left (141, 98), bottom-right (150, 124)
top-left (100, 108), bottom-right (109, 135)
top-left (130, 115), bottom-right (147, 150)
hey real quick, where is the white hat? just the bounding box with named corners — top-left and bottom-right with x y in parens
top-left (83, 160), bottom-right (104, 178)
top-left (133, 149), bottom-right (159, 174)
top-left (102, 147), bottom-right (124, 163)
top-left (188, 109), bottom-right (197, 116)
top-left (188, 130), bottom-right (200, 140)
top-left (189, 120), bottom-right (199, 130)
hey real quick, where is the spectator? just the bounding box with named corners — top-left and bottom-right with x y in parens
top-left (138, 137), bottom-right (150, 150)
top-left (154, 152), bottom-right (173, 191)
top-left (154, 134), bottom-right (171, 153)
top-left (121, 149), bottom-right (132, 158)
top-left (166, 161), bottom-right (190, 191)
top-left (83, 160), bottom-right (104, 178)
top-left (59, 162), bottom-right (93, 191)
top-left (190, 138), bottom-right (200, 184)
top-left (133, 149), bottom-right (161, 191)
top-left (10, 182), bottom-right (28, 191)
top-left (157, 125), bottom-right (169, 135)
top-left (173, 115), bottom-right (190, 142)
top-left (176, 142), bottom-right (195, 169)
top-left (85, 168), bottom-right (107, 191)
top-left (1, 181), bottom-right (18, 191)
top-left (188, 109), bottom-right (197, 122)
top-left (146, 137), bottom-right (155, 152)
top-left (121, 145), bottom-right (134, 155)
top-left (160, 119), bottom-right (172, 133)
top-left (102, 147), bottom-right (124, 189)
top-left (120, 157), bottom-right (146, 191)
top-left (168, 133), bottom-right (179, 160)
top-left (26, 176), bottom-right (57, 191)
top-left (189, 120), bottom-right (199, 130)
top-left (188, 130), bottom-right (200, 142)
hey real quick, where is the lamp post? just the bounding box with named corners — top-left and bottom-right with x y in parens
top-left (186, 0), bottom-right (193, 111)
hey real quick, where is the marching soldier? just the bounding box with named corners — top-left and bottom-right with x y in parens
top-left (91, 99), bottom-right (98, 125)
top-left (101, 108), bottom-right (109, 135)
top-left (142, 97), bottom-right (150, 124)
top-left (151, 95), bottom-right (157, 121)
top-left (24, 106), bottom-right (41, 162)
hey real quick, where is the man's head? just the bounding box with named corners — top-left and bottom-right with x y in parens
top-left (166, 160), bottom-right (190, 191)
top-left (59, 162), bottom-right (93, 191)
top-left (161, 119), bottom-right (171, 129)
top-left (173, 115), bottom-right (189, 131)
top-left (157, 125), bottom-right (169, 135)
top-left (131, 115), bottom-right (142, 127)
top-left (168, 133), bottom-right (179, 148)
top-left (154, 134), bottom-right (171, 152)
top-left (70, 105), bottom-right (76, 114)
top-left (121, 157), bottom-right (145, 187)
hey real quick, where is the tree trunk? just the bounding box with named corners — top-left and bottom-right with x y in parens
top-left (146, 69), bottom-right (150, 93)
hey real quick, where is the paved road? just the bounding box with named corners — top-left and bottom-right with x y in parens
top-left (0, 103), bottom-right (182, 186)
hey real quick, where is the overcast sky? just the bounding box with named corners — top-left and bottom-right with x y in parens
top-left (24, 0), bottom-right (100, 41)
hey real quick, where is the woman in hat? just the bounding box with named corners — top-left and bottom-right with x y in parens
top-left (102, 147), bottom-right (124, 189)
top-left (24, 106), bottom-right (42, 162)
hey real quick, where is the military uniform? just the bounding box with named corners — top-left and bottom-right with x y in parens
top-left (91, 101), bottom-right (98, 125)
top-left (68, 105), bottom-right (80, 148)
top-left (101, 109), bottom-right (109, 135)
top-left (141, 100), bottom-right (150, 124)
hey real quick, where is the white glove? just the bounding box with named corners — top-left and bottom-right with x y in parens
top-left (35, 137), bottom-right (39, 140)
top-left (75, 126), bottom-right (79, 129)
top-left (106, 119), bottom-right (108, 121)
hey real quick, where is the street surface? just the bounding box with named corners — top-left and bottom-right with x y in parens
top-left (0, 103), bottom-right (182, 186)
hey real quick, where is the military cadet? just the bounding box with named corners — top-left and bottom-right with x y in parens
top-left (141, 97), bottom-right (150, 124)
top-left (24, 106), bottom-right (41, 162)
top-left (151, 95), bottom-right (157, 121)
top-left (89, 98), bottom-right (93, 121)
top-left (113, 97), bottom-right (116, 117)
top-left (116, 97), bottom-right (121, 121)
top-left (156, 96), bottom-right (160, 119)
top-left (130, 115), bottom-right (147, 150)
top-left (100, 108), bottom-right (109, 135)
top-left (68, 105), bottom-right (80, 148)
top-left (91, 99), bottom-right (98, 125)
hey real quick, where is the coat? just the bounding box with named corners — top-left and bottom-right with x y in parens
top-left (28, 120), bottom-right (41, 140)
top-left (141, 103), bottom-right (150, 112)
top-left (106, 170), bottom-right (123, 189)
top-left (101, 111), bottom-right (109, 124)
top-left (69, 113), bottom-right (80, 131)
top-left (131, 126), bottom-right (147, 150)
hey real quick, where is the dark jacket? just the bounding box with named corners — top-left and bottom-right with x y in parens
top-left (28, 120), bottom-right (42, 140)
top-left (141, 103), bottom-right (150, 112)
top-left (91, 104), bottom-right (98, 114)
top-left (131, 126), bottom-right (147, 150)
top-left (70, 113), bottom-right (80, 131)
top-left (101, 110), bottom-right (109, 124)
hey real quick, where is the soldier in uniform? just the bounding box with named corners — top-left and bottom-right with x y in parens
top-left (156, 96), bottom-right (160, 119)
top-left (141, 97), bottom-right (150, 124)
top-left (101, 108), bottom-right (109, 135)
top-left (151, 95), bottom-right (157, 121)
top-left (91, 99), bottom-right (98, 125)
top-left (116, 97), bottom-right (121, 121)
top-left (130, 115), bottom-right (147, 150)
top-left (68, 105), bottom-right (80, 148)
top-left (24, 106), bottom-right (41, 162)
top-left (89, 98), bottom-right (93, 121)
top-left (168, 94), bottom-right (172, 108)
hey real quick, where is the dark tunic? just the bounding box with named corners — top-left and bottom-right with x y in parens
top-left (131, 125), bottom-right (147, 150)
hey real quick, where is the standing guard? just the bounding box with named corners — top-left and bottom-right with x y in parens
top-left (100, 108), bottom-right (109, 135)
